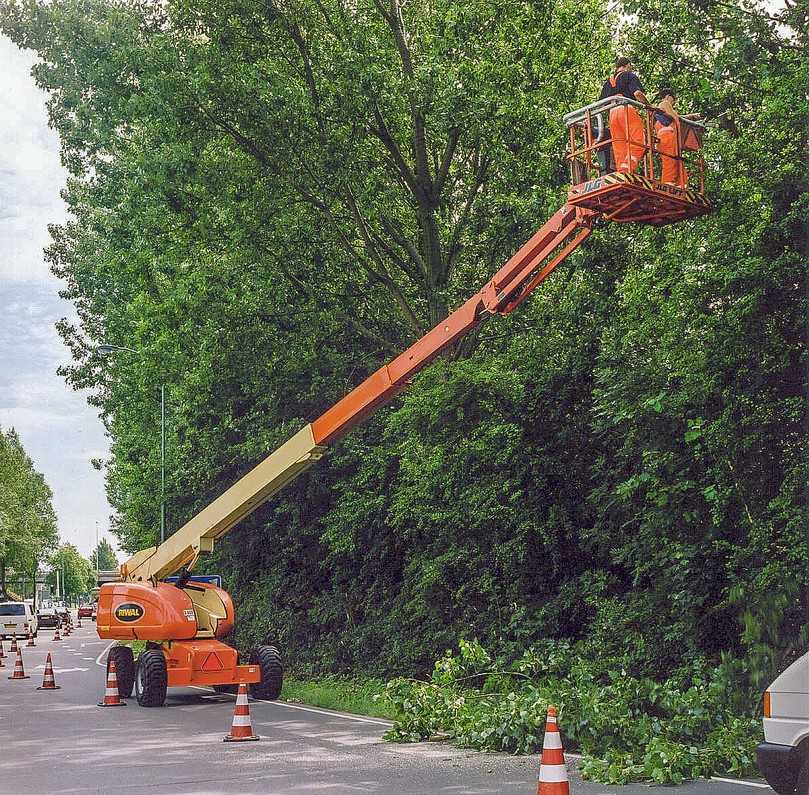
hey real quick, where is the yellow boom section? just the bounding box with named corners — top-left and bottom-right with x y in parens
top-left (121, 425), bottom-right (326, 582)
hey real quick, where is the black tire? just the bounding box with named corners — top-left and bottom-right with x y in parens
top-left (107, 645), bottom-right (135, 698)
top-left (794, 747), bottom-right (809, 795)
top-left (134, 649), bottom-right (167, 707)
top-left (249, 645), bottom-right (283, 700)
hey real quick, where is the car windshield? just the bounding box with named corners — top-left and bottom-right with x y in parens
top-left (0, 603), bottom-right (25, 616)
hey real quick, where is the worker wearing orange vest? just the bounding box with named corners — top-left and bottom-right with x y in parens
top-left (654, 88), bottom-right (703, 187)
top-left (602, 58), bottom-right (649, 174)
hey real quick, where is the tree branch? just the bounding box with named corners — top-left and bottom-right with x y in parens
top-left (434, 127), bottom-right (461, 196)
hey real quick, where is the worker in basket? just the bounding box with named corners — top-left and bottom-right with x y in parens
top-left (654, 87), bottom-right (703, 187)
top-left (601, 57), bottom-right (649, 174)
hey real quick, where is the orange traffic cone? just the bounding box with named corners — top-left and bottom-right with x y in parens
top-left (77, 616), bottom-right (82, 628)
top-left (0, 638), bottom-right (6, 658)
top-left (53, 626), bottom-right (62, 641)
top-left (223, 683), bottom-right (260, 741)
top-left (8, 647), bottom-right (30, 680)
top-left (26, 628), bottom-right (35, 647)
top-left (98, 659), bottom-right (126, 706)
top-left (10, 633), bottom-right (18, 653)
top-left (536, 706), bottom-right (569, 795)
top-left (37, 652), bottom-right (61, 690)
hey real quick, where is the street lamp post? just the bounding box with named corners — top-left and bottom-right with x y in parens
top-left (161, 383), bottom-right (165, 545)
top-left (98, 344), bottom-right (168, 543)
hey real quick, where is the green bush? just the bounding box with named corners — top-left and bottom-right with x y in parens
top-left (384, 639), bottom-right (763, 785)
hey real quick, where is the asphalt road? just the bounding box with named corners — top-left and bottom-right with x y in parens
top-left (0, 620), bottom-right (773, 795)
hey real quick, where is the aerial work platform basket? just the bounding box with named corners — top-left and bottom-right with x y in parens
top-left (564, 96), bottom-right (711, 226)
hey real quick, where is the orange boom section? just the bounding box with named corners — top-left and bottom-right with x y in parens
top-left (312, 205), bottom-right (595, 445)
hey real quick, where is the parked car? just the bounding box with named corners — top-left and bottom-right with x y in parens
top-left (756, 651), bottom-right (809, 794)
top-left (91, 603), bottom-right (97, 621)
top-left (78, 603), bottom-right (93, 618)
top-left (37, 607), bottom-right (60, 629)
top-left (0, 601), bottom-right (38, 639)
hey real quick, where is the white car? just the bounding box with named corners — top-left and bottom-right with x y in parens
top-left (756, 652), bottom-right (809, 793)
top-left (0, 601), bottom-right (38, 639)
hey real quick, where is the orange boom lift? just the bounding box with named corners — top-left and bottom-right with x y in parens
top-left (97, 99), bottom-right (710, 706)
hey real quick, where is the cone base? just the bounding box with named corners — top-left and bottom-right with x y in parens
top-left (8, 675), bottom-right (30, 679)
top-left (223, 734), bottom-right (260, 742)
top-left (97, 701), bottom-right (127, 706)
top-left (37, 685), bottom-right (61, 690)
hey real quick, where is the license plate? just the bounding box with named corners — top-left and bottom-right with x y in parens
top-left (4, 623), bottom-right (16, 629)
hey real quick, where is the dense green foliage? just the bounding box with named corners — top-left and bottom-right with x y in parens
top-left (0, 426), bottom-right (58, 595)
top-left (1, 0), bottom-right (806, 781)
top-left (386, 639), bottom-right (761, 783)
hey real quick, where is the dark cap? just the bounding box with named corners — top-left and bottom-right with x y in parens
top-left (615, 56), bottom-right (632, 68)
top-left (656, 87), bottom-right (677, 100)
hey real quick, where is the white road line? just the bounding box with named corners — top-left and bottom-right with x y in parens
top-left (33, 665), bottom-right (88, 673)
top-left (95, 641), bottom-right (115, 667)
top-left (189, 685), bottom-right (393, 726)
top-left (711, 777), bottom-right (772, 790)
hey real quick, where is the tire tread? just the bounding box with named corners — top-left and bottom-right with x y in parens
top-left (249, 645), bottom-right (283, 700)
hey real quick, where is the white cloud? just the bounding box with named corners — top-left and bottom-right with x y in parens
top-left (0, 36), bottom-right (112, 559)
top-left (0, 36), bottom-right (67, 285)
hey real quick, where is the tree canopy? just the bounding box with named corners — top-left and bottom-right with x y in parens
top-left (0, 426), bottom-right (59, 596)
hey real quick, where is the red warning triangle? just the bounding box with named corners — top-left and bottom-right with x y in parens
top-left (684, 128), bottom-right (701, 151)
top-left (201, 652), bottom-right (224, 671)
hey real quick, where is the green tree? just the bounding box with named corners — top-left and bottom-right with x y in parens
top-left (0, 427), bottom-right (59, 597)
top-left (90, 538), bottom-right (118, 571)
top-left (47, 544), bottom-right (95, 599)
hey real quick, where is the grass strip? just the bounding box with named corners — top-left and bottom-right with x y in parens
top-left (281, 676), bottom-right (397, 720)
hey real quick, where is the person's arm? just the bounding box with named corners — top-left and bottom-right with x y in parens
top-left (629, 74), bottom-right (649, 105)
top-left (658, 96), bottom-right (679, 120)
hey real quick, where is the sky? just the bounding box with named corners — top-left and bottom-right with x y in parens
top-left (0, 35), bottom-right (119, 561)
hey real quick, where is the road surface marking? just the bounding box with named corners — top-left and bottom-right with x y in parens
top-left (33, 665), bottom-right (88, 673)
top-left (189, 685), bottom-right (393, 726)
top-left (95, 641), bottom-right (115, 666)
top-left (711, 777), bottom-right (771, 789)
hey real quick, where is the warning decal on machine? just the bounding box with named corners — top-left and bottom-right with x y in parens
top-left (183, 609), bottom-right (195, 621)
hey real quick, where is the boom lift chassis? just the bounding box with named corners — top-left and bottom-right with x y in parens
top-left (97, 97), bottom-right (710, 706)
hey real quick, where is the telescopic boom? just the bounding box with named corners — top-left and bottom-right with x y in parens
top-left (121, 204), bottom-right (596, 583)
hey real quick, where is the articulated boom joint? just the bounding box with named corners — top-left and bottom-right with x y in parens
top-left (481, 204), bottom-right (599, 317)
